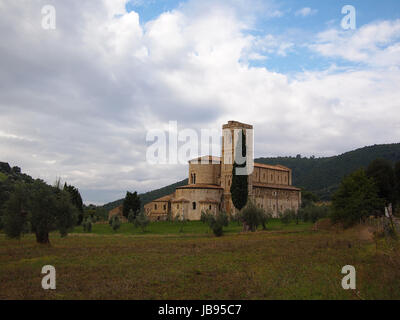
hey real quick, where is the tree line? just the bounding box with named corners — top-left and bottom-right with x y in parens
top-left (0, 179), bottom-right (83, 244)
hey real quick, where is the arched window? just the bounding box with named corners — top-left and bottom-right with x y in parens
top-left (209, 205), bottom-right (212, 210)
top-left (192, 202), bottom-right (196, 210)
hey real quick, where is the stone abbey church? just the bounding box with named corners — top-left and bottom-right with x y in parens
top-left (144, 121), bottom-right (301, 221)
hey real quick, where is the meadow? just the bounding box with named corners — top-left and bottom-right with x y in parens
top-left (1, 220), bottom-right (400, 300)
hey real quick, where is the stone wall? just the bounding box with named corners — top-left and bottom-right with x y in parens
top-left (252, 187), bottom-right (301, 217)
top-left (172, 186), bottom-right (223, 220)
top-left (189, 161), bottom-right (221, 185)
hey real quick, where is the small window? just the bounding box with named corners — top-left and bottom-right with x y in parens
top-left (154, 204), bottom-right (157, 210)
top-left (192, 202), bottom-right (196, 210)
top-left (163, 204), bottom-right (166, 210)
top-left (177, 204), bottom-right (179, 209)
top-left (209, 205), bottom-right (212, 210)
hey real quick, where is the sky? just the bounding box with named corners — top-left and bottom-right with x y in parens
top-left (0, 0), bottom-right (400, 205)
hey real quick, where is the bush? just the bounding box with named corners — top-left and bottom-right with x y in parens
top-left (134, 211), bottom-right (150, 232)
top-left (174, 213), bottom-right (188, 233)
top-left (298, 204), bottom-right (331, 223)
top-left (280, 209), bottom-right (295, 225)
top-left (260, 209), bottom-right (272, 230)
top-left (109, 215), bottom-right (121, 232)
top-left (200, 210), bottom-right (229, 237)
top-left (128, 209), bottom-right (135, 223)
top-left (82, 217), bottom-right (92, 233)
top-left (240, 201), bottom-right (264, 232)
top-left (332, 169), bottom-right (384, 227)
top-left (230, 211), bottom-right (242, 225)
top-left (200, 210), bottom-right (214, 226)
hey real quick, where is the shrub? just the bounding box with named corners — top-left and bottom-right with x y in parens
top-left (128, 209), bottom-right (135, 223)
top-left (82, 217), bottom-right (92, 233)
top-left (109, 215), bottom-right (121, 232)
top-left (212, 211), bottom-right (229, 237)
top-left (332, 169), bottom-right (384, 227)
top-left (201, 210), bottom-right (229, 237)
top-left (230, 211), bottom-right (242, 225)
top-left (240, 201), bottom-right (264, 232)
top-left (298, 204), bottom-right (331, 223)
top-left (260, 209), bottom-right (272, 230)
top-left (174, 213), bottom-right (188, 233)
top-left (280, 209), bottom-right (295, 225)
top-left (200, 210), bottom-right (214, 226)
top-left (134, 211), bottom-right (150, 232)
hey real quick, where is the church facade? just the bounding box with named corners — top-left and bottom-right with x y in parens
top-left (144, 121), bottom-right (301, 221)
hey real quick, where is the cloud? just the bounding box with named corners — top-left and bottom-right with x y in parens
top-left (295, 7), bottom-right (317, 17)
top-left (252, 34), bottom-right (294, 57)
top-left (311, 19), bottom-right (400, 67)
top-left (0, 0), bottom-right (399, 204)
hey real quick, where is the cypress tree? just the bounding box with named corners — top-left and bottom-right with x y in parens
top-left (230, 129), bottom-right (248, 211)
top-left (123, 191), bottom-right (141, 219)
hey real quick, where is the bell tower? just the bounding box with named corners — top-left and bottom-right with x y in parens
top-left (221, 121), bottom-right (254, 213)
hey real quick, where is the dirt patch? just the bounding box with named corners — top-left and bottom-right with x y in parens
top-left (313, 219), bottom-right (374, 241)
top-left (357, 226), bottom-right (375, 241)
top-left (312, 218), bottom-right (343, 232)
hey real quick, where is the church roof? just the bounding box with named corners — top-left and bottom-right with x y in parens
top-left (252, 183), bottom-right (301, 191)
top-left (254, 163), bottom-right (290, 172)
top-left (152, 194), bottom-right (174, 202)
top-left (189, 156), bottom-right (222, 164)
top-left (171, 197), bottom-right (190, 203)
top-left (176, 184), bottom-right (223, 190)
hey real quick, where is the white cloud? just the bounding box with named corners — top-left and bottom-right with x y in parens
top-left (311, 19), bottom-right (400, 67)
top-left (295, 7), bottom-right (317, 17)
top-left (249, 34), bottom-right (294, 58)
top-left (0, 0), bottom-right (399, 204)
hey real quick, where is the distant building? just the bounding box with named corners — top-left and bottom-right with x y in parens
top-left (144, 121), bottom-right (301, 221)
top-left (108, 205), bottom-right (127, 222)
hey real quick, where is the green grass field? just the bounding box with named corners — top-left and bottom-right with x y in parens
top-left (72, 219), bottom-right (312, 235)
top-left (1, 220), bottom-right (400, 300)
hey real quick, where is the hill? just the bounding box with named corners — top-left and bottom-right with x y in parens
top-left (256, 143), bottom-right (400, 199)
top-left (102, 178), bottom-right (189, 212)
top-left (0, 162), bottom-right (34, 205)
top-left (103, 143), bottom-right (400, 211)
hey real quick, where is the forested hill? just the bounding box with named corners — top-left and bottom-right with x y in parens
top-left (102, 143), bottom-right (400, 211)
top-left (256, 143), bottom-right (400, 199)
top-left (102, 178), bottom-right (189, 212)
top-left (0, 162), bottom-right (33, 184)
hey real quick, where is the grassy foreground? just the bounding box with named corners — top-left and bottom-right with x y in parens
top-left (72, 219), bottom-right (311, 235)
top-left (1, 221), bottom-right (400, 300)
